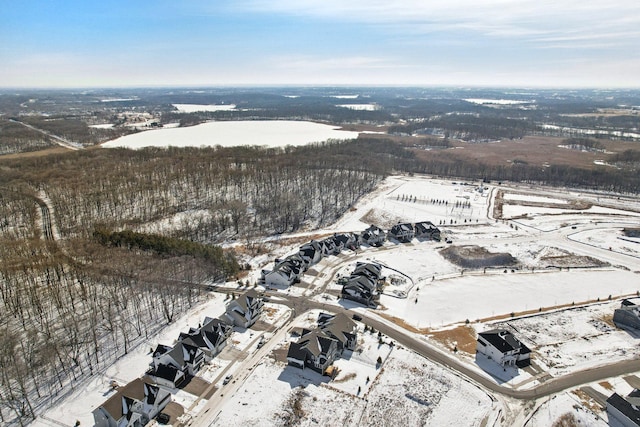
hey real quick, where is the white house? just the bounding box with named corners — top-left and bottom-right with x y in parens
top-left (298, 240), bottom-right (323, 268)
top-left (607, 391), bottom-right (640, 427)
top-left (476, 329), bottom-right (531, 367)
top-left (225, 289), bottom-right (264, 328)
top-left (178, 317), bottom-right (233, 361)
top-left (613, 299), bottom-right (640, 331)
top-left (92, 378), bottom-right (171, 427)
top-left (262, 254), bottom-right (305, 288)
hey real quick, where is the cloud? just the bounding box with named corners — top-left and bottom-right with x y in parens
top-left (240, 0), bottom-right (640, 48)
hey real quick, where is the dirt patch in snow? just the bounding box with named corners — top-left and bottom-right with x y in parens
top-left (440, 245), bottom-right (518, 269)
top-left (426, 325), bottom-right (477, 355)
top-left (537, 246), bottom-right (608, 268)
top-left (359, 208), bottom-right (404, 229)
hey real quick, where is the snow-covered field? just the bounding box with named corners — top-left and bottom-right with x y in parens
top-left (336, 104), bottom-right (379, 110)
top-left (102, 120), bottom-right (359, 149)
top-left (173, 104), bottom-right (237, 112)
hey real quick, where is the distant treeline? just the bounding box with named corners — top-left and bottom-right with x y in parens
top-left (389, 116), bottom-right (537, 141)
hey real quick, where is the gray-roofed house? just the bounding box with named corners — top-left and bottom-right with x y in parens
top-left (286, 328), bottom-right (340, 374)
top-left (332, 233), bottom-right (359, 252)
top-left (389, 223), bottom-right (415, 243)
top-left (476, 329), bottom-right (531, 368)
top-left (150, 342), bottom-right (205, 377)
top-left (613, 299), bottom-right (640, 332)
top-left (178, 317), bottom-right (233, 360)
top-left (93, 378), bottom-right (171, 427)
top-left (262, 254), bottom-right (305, 288)
top-left (341, 275), bottom-right (378, 307)
top-left (414, 221), bottom-right (441, 241)
top-left (359, 225), bottom-right (386, 247)
top-left (607, 390), bottom-right (640, 427)
top-left (298, 240), bottom-right (323, 268)
top-left (225, 289), bottom-right (264, 328)
top-left (317, 312), bottom-right (358, 352)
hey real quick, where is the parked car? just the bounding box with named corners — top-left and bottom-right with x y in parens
top-left (157, 413), bottom-right (170, 424)
top-left (223, 374), bottom-right (233, 385)
top-left (352, 314), bottom-right (363, 321)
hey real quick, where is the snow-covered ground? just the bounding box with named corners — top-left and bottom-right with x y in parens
top-left (31, 174), bottom-right (640, 426)
top-left (101, 120), bottom-right (359, 149)
top-left (488, 300), bottom-right (640, 378)
top-left (214, 327), bottom-right (495, 427)
top-left (336, 104), bottom-right (379, 110)
top-left (173, 104), bottom-right (237, 112)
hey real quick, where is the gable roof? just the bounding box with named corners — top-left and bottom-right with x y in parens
top-left (607, 392), bottom-right (640, 425)
top-left (297, 329), bottom-right (337, 357)
top-left (99, 378), bottom-right (148, 421)
top-left (478, 329), bottom-right (530, 355)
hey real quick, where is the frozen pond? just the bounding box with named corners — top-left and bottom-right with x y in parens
top-left (102, 120), bottom-right (359, 149)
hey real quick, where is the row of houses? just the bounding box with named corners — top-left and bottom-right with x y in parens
top-left (260, 221), bottom-right (440, 290)
top-left (260, 233), bottom-right (359, 288)
top-left (286, 312), bottom-right (358, 375)
top-left (340, 262), bottom-right (385, 308)
top-left (93, 290), bottom-right (264, 427)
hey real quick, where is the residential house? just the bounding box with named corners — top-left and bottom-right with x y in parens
top-left (352, 262), bottom-right (383, 283)
top-left (319, 238), bottom-right (337, 257)
top-left (93, 378), bottom-right (171, 427)
top-left (298, 240), bottom-right (323, 268)
top-left (359, 225), bottom-right (386, 247)
top-left (476, 329), bottom-right (531, 368)
top-left (414, 221), bottom-right (441, 241)
top-left (145, 363), bottom-right (186, 389)
top-left (286, 328), bottom-right (340, 374)
top-left (332, 233), bottom-right (359, 253)
top-left (389, 223), bottom-right (415, 243)
top-left (341, 275), bottom-right (379, 307)
top-left (178, 317), bottom-right (233, 361)
top-left (150, 341), bottom-right (205, 376)
top-left (262, 254), bottom-right (305, 288)
top-left (225, 289), bottom-right (264, 328)
top-left (317, 312), bottom-right (358, 352)
top-left (607, 390), bottom-right (640, 427)
top-left (613, 299), bottom-right (640, 331)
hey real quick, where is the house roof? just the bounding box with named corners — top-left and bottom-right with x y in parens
top-left (607, 392), bottom-right (640, 425)
top-left (391, 223), bottom-right (413, 234)
top-left (99, 378), bottom-right (148, 421)
top-left (152, 344), bottom-right (172, 358)
top-left (479, 329), bottom-right (530, 355)
top-left (286, 341), bottom-right (308, 362)
top-left (353, 262), bottom-right (382, 280)
top-left (297, 329), bottom-right (337, 357)
top-left (151, 364), bottom-right (183, 382)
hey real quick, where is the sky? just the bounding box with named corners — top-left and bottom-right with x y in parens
top-left (1, 0), bottom-right (639, 88)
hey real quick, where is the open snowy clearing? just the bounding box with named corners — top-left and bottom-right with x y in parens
top-left (102, 120), bottom-right (359, 149)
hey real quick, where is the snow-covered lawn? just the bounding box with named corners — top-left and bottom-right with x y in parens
top-left (525, 393), bottom-right (607, 427)
top-left (214, 331), bottom-right (494, 426)
top-left (102, 120), bottom-right (359, 149)
top-left (489, 300), bottom-right (640, 377)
